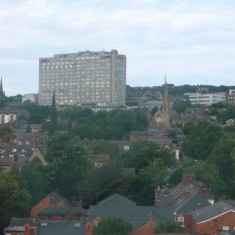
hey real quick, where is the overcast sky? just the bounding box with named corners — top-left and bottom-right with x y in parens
top-left (1, 0), bottom-right (235, 96)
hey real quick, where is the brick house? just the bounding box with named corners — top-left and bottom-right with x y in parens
top-left (26, 146), bottom-right (47, 166)
top-left (86, 193), bottom-right (173, 235)
top-left (155, 174), bottom-right (214, 230)
top-left (4, 218), bottom-right (85, 235)
top-left (30, 191), bottom-right (87, 222)
top-left (30, 191), bottom-right (70, 218)
top-left (192, 201), bottom-right (235, 235)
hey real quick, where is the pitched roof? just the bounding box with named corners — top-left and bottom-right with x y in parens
top-left (37, 220), bottom-right (85, 235)
top-left (174, 190), bottom-right (211, 213)
top-left (156, 174), bottom-right (214, 208)
top-left (192, 201), bottom-right (235, 223)
top-left (0, 157), bottom-right (13, 166)
top-left (38, 206), bottom-right (87, 217)
top-left (94, 193), bottom-right (136, 208)
top-left (4, 218), bottom-right (39, 232)
top-left (88, 194), bottom-right (173, 229)
top-left (4, 219), bottom-right (85, 235)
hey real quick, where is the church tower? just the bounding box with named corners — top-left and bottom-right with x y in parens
top-left (162, 77), bottom-right (170, 128)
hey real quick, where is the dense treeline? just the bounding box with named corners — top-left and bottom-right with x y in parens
top-left (2, 100), bottom-right (235, 233)
top-left (181, 121), bottom-right (235, 198)
top-left (126, 84), bottom-right (235, 99)
top-left (58, 108), bottom-right (149, 140)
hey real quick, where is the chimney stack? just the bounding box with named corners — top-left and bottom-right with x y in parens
top-left (155, 186), bottom-right (161, 206)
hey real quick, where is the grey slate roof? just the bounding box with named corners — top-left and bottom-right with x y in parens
top-left (93, 193), bottom-right (136, 208)
top-left (4, 218), bottom-right (39, 232)
top-left (38, 206), bottom-right (87, 217)
top-left (192, 201), bottom-right (235, 223)
top-left (174, 190), bottom-right (211, 213)
top-left (37, 220), bottom-right (85, 235)
top-left (4, 219), bottom-right (85, 235)
top-left (88, 193), bottom-right (173, 230)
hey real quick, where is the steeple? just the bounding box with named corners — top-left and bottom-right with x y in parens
top-left (0, 77), bottom-right (5, 98)
top-left (49, 91), bottom-right (58, 137)
top-left (162, 76), bottom-right (170, 128)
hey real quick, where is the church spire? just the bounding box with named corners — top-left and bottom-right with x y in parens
top-left (0, 77), bottom-right (5, 98)
top-left (49, 91), bottom-right (57, 137)
top-left (162, 76), bottom-right (170, 128)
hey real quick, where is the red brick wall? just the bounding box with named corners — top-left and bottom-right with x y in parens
top-left (176, 213), bottom-right (194, 230)
top-left (30, 195), bottom-right (51, 218)
top-left (194, 211), bottom-right (235, 235)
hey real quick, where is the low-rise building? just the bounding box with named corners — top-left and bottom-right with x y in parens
top-left (184, 92), bottom-right (226, 106)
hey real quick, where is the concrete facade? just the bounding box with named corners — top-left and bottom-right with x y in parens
top-left (184, 92), bottom-right (226, 106)
top-left (39, 50), bottom-right (126, 106)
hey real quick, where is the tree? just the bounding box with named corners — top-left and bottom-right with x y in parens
top-left (92, 217), bottom-right (132, 235)
top-left (19, 163), bottom-right (51, 206)
top-left (83, 162), bottom-right (123, 206)
top-left (172, 100), bottom-right (191, 114)
top-left (130, 159), bottom-right (168, 205)
top-left (208, 133), bottom-right (235, 181)
top-left (151, 106), bottom-right (158, 116)
top-left (184, 161), bottom-right (225, 199)
top-left (0, 173), bottom-right (31, 217)
top-left (89, 140), bottom-right (119, 158)
top-left (182, 121), bottom-right (223, 160)
top-left (45, 132), bottom-right (89, 200)
top-left (118, 141), bottom-right (176, 170)
top-left (0, 126), bottom-right (15, 142)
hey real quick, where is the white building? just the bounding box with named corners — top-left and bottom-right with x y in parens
top-left (0, 114), bottom-right (17, 124)
top-left (22, 93), bottom-right (38, 104)
top-left (227, 89), bottom-right (235, 105)
top-left (39, 50), bottom-right (126, 106)
top-left (184, 92), bottom-right (226, 106)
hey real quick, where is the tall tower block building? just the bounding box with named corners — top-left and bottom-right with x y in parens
top-left (39, 49), bottom-right (126, 106)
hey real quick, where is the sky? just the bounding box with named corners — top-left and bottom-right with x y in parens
top-left (1, 0), bottom-right (235, 96)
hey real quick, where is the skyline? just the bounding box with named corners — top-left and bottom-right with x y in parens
top-left (1, 0), bottom-right (235, 96)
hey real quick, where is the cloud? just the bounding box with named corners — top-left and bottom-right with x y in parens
top-left (0, 0), bottom-right (235, 95)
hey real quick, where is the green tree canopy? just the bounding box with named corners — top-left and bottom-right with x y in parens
top-left (19, 163), bottom-right (51, 206)
top-left (155, 220), bottom-right (188, 233)
top-left (45, 132), bottom-right (89, 200)
top-left (172, 100), bottom-right (191, 114)
top-left (0, 126), bottom-right (15, 142)
top-left (0, 173), bottom-right (31, 217)
top-left (182, 121), bottom-right (223, 160)
top-left (184, 161), bottom-right (226, 199)
top-left (118, 141), bottom-right (176, 170)
top-left (83, 162), bottom-right (123, 206)
top-left (92, 217), bottom-right (133, 235)
top-left (89, 140), bottom-right (119, 157)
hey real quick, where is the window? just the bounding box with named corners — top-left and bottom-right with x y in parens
top-left (177, 215), bottom-right (184, 226)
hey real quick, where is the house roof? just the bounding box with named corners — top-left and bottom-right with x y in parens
top-left (93, 193), bottom-right (136, 208)
top-left (37, 220), bottom-right (85, 235)
top-left (4, 219), bottom-right (85, 235)
top-left (4, 218), bottom-right (39, 232)
top-left (192, 201), bottom-right (235, 223)
top-left (38, 206), bottom-right (87, 217)
top-left (88, 154), bottom-right (110, 164)
top-left (174, 190), bottom-right (211, 213)
top-left (0, 156), bottom-right (13, 166)
top-left (88, 194), bottom-right (173, 229)
top-left (157, 175), bottom-right (214, 208)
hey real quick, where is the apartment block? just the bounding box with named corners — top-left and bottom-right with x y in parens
top-left (184, 92), bottom-right (226, 106)
top-left (39, 49), bottom-right (126, 106)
